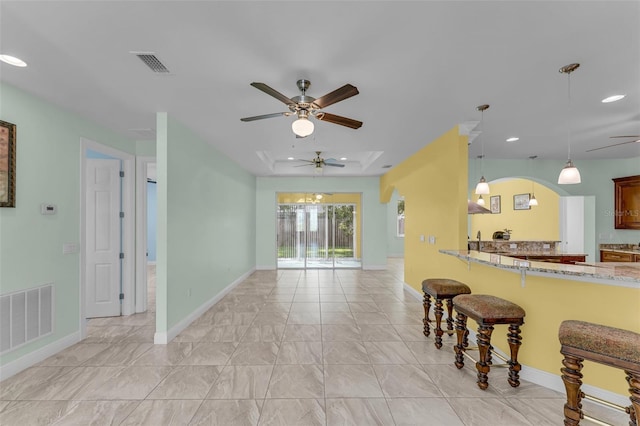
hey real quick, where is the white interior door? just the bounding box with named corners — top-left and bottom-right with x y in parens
top-left (85, 159), bottom-right (121, 318)
top-left (559, 196), bottom-right (585, 254)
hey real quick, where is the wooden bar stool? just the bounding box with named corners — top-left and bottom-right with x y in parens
top-left (421, 278), bottom-right (471, 349)
top-left (559, 320), bottom-right (640, 426)
top-left (452, 294), bottom-right (526, 390)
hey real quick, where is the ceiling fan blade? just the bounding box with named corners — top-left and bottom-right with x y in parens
top-left (324, 158), bottom-right (339, 163)
top-left (240, 112), bottom-right (290, 122)
top-left (586, 139), bottom-right (640, 152)
top-left (250, 82), bottom-right (296, 106)
top-left (312, 84), bottom-right (359, 109)
top-left (610, 135), bottom-right (640, 138)
top-left (323, 162), bottom-right (345, 168)
top-left (316, 112), bottom-right (363, 129)
top-left (293, 163), bottom-right (315, 167)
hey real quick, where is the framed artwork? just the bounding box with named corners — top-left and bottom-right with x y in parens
top-left (490, 195), bottom-right (501, 214)
top-left (0, 120), bottom-right (16, 208)
top-left (513, 193), bottom-right (531, 210)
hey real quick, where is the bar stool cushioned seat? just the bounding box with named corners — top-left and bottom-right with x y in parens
top-left (558, 320), bottom-right (640, 426)
top-left (421, 279), bottom-right (471, 349)
top-left (453, 294), bottom-right (526, 390)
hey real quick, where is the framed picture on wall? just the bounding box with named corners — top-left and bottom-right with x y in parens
top-left (490, 195), bottom-right (501, 214)
top-left (513, 193), bottom-right (531, 210)
top-left (0, 120), bottom-right (16, 208)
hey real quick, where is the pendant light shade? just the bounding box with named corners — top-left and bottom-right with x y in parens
top-left (557, 63), bottom-right (581, 185)
top-left (292, 117), bottom-right (314, 137)
top-left (558, 160), bottom-right (581, 184)
top-left (528, 194), bottom-right (538, 207)
top-left (475, 177), bottom-right (490, 195)
top-left (477, 195), bottom-right (486, 206)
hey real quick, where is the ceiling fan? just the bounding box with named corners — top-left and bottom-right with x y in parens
top-left (295, 151), bottom-right (346, 172)
top-left (240, 79), bottom-right (363, 137)
top-left (586, 135), bottom-right (640, 152)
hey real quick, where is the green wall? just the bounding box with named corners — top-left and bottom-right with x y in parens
top-left (469, 158), bottom-right (640, 245)
top-left (256, 177), bottom-right (387, 269)
top-left (0, 83), bottom-right (134, 364)
top-left (156, 113), bottom-right (256, 333)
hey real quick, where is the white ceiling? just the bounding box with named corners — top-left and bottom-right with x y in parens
top-left (1, 1), bottom-right (638, 177)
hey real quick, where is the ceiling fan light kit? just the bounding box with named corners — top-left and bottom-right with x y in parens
top-left (292, 116), bottom-right (314, 137)
top-left (557, 63), bottom-right (581, 185)
top-left (241, 79), bottom-right (362, 137)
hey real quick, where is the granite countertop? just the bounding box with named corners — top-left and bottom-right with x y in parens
top-left (479, 249), bottom-right (587, 257)
top-left (601, 248), bottom-right (640, 255)
top-left (440, 249), bottom-right (640, 285)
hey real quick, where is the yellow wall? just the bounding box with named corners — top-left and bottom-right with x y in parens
top-left (277, 192), bottom-right (362, 259)
top-left (381, 126), bottom-right (639, 396)
top-left (380, 126), bottom-right (468, 288)
top-left (470, 178), bottom-right (560, 241)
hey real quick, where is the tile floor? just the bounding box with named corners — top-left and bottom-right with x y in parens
top-left (0, 260), bottom-right (629, 425)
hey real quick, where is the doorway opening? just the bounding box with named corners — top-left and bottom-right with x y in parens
top-left (276, 192), bottom-right (362, 269)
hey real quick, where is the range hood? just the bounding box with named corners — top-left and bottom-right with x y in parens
top-left (467, 199), bottom-right (492, 214)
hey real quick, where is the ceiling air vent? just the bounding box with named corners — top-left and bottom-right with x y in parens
top-left (131, 52), bottom-right (170, 74)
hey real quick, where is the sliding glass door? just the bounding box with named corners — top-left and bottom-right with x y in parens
top-left (277, 194), bottom-right (361, 269)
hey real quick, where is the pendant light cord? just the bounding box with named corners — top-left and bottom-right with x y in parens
top-left (480, 108), bottom-right (485, 175)
top-left (567, 72), bottom-right (572, 160)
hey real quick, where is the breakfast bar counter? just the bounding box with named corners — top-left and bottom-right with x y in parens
top-left (440, 249), bottom-right (640, 287)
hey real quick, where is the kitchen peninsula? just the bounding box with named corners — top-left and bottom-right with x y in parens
top-left (442, 249), bottom-right (640, 286)
top-left (437, 247), bottom-right (639, 400)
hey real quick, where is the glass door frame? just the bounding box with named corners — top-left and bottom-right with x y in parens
top-left (275, 194), bottom-right (361, 270)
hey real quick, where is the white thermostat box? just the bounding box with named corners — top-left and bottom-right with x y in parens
top-left (40, 204), bottom-right (57, 215)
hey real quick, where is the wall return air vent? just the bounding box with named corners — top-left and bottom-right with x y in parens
top-left (131, 52), bottom-right (171, 74)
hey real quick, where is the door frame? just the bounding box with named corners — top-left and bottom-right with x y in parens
top-left (276, 200), bottom-right (360, 270)
top-left (79, 138), bottom-right (135, 337)
top-left (135, 156), bottom-right (156, 313)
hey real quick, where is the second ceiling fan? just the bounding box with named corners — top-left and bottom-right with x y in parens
top-left (240, 79), bottom-right (363, 137)
top-left (295, 151), bottom-right (346, 172)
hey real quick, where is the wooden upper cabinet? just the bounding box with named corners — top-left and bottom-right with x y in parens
top-left (613, 175), bottom-right (640, 229)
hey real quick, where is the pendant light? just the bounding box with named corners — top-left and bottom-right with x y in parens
top-left (557, 63), bottom-right (581, 184)
top-left (528, 155), bottom-right (539, 207)
top-left (477, 195), bottom-right (486, 206)
top-left (475, 104), bottom-right (490, 194)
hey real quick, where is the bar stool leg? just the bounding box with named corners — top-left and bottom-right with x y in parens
top-left (434, 298), bottom-right (444, 349)
top-left (560, 354), bottom-right (584, 426)
top-left (626, 371), bottom-right (640, 426)
top-left (454, 312), bottom-right (467, 369)
top-left (507, 323), bottom-right (522, 387)
top-left (476, 324), bottom-right (494, 390)
top-left (445, 299), bottom-right (455, 333)
top-left (422, 293), bottom-right (431, 337)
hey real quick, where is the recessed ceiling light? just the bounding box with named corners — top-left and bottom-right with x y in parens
top-left (287, 157), bottom-right (294, 160)
top-left (0, 54), bottom-right (27, 67)
top-left (601, 95), bottom-right (625, 103)
top-left (506, 137), bottom-right (519, 142)
top-left (340, 157), bottom-right (347, 161)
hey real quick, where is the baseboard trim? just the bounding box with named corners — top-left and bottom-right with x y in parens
top-left (401, 281), bottom-right (628, 407)
top-left (154, 268), bottom-right (256, 345)
top-left (0, 331), bottom-right (81, 381)
top-left (255, 265), bottom-right (275, 271)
